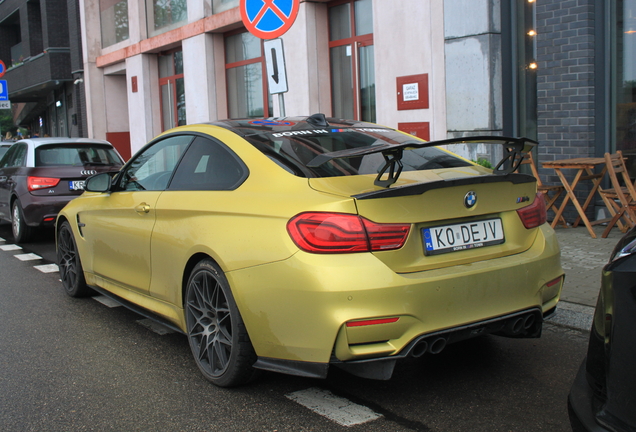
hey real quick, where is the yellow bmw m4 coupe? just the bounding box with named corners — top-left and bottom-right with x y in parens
top-left (56, 114), bottom-right (563, 387)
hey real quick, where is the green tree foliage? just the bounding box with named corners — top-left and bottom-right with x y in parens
top-left (0, 109), bottom-right (17, 138)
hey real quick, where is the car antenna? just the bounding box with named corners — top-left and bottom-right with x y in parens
top-left (306, 113), bottom-right (329, 128)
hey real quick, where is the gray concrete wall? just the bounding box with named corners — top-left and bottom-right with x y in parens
top-left (444, 0), bottom-right (502, 163)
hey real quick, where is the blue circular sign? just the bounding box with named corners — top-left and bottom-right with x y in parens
top-left (240, 0), bottom-right (299, 39)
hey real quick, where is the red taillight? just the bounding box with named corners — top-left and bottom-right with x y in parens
top-left (516, 193), bottom-right (547, 229)
top-left (346, 317), bottom-right (400, 327)
top-left (287, 212), bottom-right (411, 254)
top-left (28, 176), bottom-right (60, 191)
top-left (546, 276), bottom-right (562, 287)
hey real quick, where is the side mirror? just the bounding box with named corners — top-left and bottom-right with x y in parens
top-left (85, 172), bottom-right (112, 192)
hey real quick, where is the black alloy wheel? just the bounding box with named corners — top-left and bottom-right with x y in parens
top-left (57, 221), bottom-right (91, 297)
top-left (11, 200), bottom-right (33, 243)
top-left (185, 259), bottom-right (257, 387)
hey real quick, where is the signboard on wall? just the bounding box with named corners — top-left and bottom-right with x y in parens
top-left (398, 122), bottom-right (430, 141)
top-left (396, 74), bottom-right (429, 111)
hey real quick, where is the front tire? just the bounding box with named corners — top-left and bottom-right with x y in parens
top-left (185, 259), bottom-right (257, 387)
top-left (57, 221), bottom-right (92, 297)
top-left (12, 200), bottom-right (33, 243)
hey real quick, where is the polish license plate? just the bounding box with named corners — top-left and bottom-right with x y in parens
top-left (69, 180), bottom-right (85, 191)
top-left (423, 218), bottom-right (504, 256)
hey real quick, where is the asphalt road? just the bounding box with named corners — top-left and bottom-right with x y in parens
top-left (0, 223), bottom-right (585, 431)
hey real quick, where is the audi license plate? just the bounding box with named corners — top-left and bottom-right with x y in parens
top-left (423, 218), bottom-right (504, 256)
top-left (69, 180), bottom-right (86, 191)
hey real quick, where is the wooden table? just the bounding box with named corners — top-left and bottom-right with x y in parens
top-left (542, 157), bottom-right (607, 238)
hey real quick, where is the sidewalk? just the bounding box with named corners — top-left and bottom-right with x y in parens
top-left (546, 224), bottom-right (625, 331)
top-left (554, 224), bottom-right (624, 307)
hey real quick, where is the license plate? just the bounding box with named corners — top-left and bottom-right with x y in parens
top-left (423, 218), bottom-right (504, 256)
top-left (69, 180), bottom-right (85, 191)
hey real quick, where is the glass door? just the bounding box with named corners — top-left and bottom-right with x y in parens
top-left (328, 0), bottom-right (375, 122)
top-left (613, 0), bottom-right (636, 157)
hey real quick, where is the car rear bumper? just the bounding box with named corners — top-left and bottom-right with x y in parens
top-left (228, 224), bottom-right (563, 370)
top-left (21, 194), bottom-right (75, 227)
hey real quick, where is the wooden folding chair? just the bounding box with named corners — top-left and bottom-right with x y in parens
top-left (518, 151), bottom-right (567, 227)
top-left (599, 151), bottom-right (636, 238)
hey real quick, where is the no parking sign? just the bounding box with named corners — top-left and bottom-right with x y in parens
top-left (240, 0), bottom-right (299, 39)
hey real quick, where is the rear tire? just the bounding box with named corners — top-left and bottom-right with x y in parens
top-left (12, 200), bottom-right (33, 243)
top-left (57, 221), bottom-right (92, 297)
top-left (185, 259), bottom-right (257, 387)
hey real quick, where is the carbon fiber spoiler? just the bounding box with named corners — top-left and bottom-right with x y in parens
top-left (307, 136), bottom-right (538, 188)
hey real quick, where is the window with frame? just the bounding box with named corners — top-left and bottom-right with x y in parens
top-left (328, 0), bottom-right (375, 122)
top-left (212, 0), bottom-right (239, 14)
top-left (225, 30), bottom-right (272, 119)
top-left (100, 0), bottom-right (129, 48)
top-left (146, 0), bottom-right (187, 38)
top-left (159, 49), bottom-right (186, 131)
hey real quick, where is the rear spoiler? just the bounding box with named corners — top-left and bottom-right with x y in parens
top-left (307, 136), bottom-right (538, 188)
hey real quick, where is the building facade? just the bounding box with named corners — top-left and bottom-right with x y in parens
top-left (2, 0), bottom-right (635, 221)
top-left (0, 0), bottom-right (87, 139)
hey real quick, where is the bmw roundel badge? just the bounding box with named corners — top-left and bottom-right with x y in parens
top-left (464, 191), bottom-right (477, 208)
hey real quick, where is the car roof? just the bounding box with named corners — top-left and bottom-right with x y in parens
top-left (15, 137), bottom-right (113, 148)
top-left (206, 114), bottom-right (381, 137)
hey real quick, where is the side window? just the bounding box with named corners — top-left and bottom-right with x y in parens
top-left (168, 136), bottom-right (247, 191)
top-left (0, 144), bottom-right (27, 168)
top-left (117, 135), bottom-right (193, 191)
top-left (0, 146), bottom-right (18, 168)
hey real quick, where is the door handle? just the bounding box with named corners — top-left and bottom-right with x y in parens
top-left (135, 203), bottom-right (151, 214)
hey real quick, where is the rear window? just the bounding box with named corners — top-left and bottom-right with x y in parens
top-left (243, 128), bottom-right (471, 178)
top-left (36, 144), bottom-right (122, 167)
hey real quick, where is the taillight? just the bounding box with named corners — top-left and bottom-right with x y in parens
top-left (287, 212), bottom-right (411, 254)
top-left (346, 317), bottom-right (400, 327)
top-left (516, 193), bottom-right (547, 229)
top-left (28, 176), bottom-right (60, 191)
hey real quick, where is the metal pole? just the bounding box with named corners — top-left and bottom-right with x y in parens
top-left (278, 93), bottom-right (286, 117)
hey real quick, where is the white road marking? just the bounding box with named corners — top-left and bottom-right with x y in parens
top-left (0, 244), bottom-right (22, 251)
top-left (286, 387), bottom-right (382, 427)
top-left (15, 253), bottom-right (42, 261)
top-left (34, 264), bottom-right (59, 273)
top-left (93, 295), bottom-right (121, 308)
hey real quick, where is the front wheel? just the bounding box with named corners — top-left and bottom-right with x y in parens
top-left (57, 221), bottom-right (92, 297)
top-left (185, 259), bottom-right (257, 387)
top-left (12, 200), bottom-right (33, 243)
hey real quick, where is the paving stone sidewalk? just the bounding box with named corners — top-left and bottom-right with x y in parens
top-left (554, 224), bottom-right (624, 307)
top-left (544, 224), bottom-right (625, 332)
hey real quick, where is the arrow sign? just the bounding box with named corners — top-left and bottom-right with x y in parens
top-left (263, 39), bottom-right (288, 94)
top-left (271, 48), bottom-right (279, 84)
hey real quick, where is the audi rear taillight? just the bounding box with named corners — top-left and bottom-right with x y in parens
top-left (28, 176), bottom-right (60, 191)
top-left (517, 193), bottom-right (547, 229)
top-left (287, 212), bottom-right (411, 254)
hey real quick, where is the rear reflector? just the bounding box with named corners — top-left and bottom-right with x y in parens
top-left (546, 276), bottom-right (562, 287)
top-left (28, 176), bottom-right (60, 191)
top-left (287, 212), bottom-right (410, 254)
top-left (346, 317), bottom-right (400, 327)
top-left (516, 193), bottom-right (547, 229)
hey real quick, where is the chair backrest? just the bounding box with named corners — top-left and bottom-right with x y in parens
top-left (604, 150), bottom-right (636, 203)
top-left (517, 151), bottom-right (544, 186)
